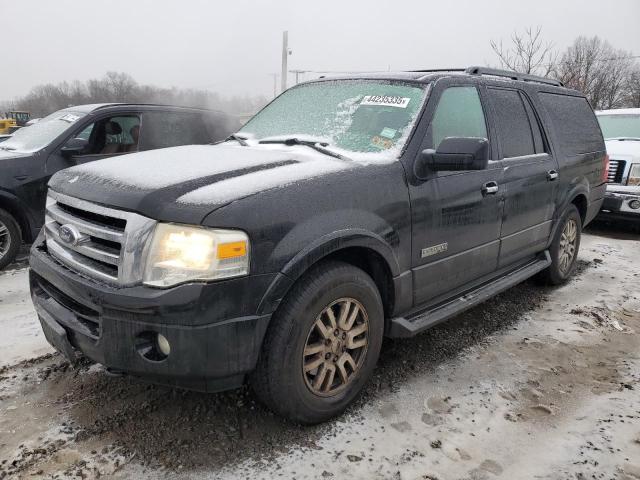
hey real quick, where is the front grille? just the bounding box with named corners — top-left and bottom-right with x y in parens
top-left (607, 159), bottom-right (626, 184)
top-left (44, 191), bottom-right (157, 286)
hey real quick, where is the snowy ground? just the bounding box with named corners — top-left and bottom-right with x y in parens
top-left (0, 224), bottom-right (639, 480)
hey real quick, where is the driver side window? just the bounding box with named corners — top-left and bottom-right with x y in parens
top-left (64, 115), bottom-right (141, 156)
top-left (428, 86), bottom-right (488, 149)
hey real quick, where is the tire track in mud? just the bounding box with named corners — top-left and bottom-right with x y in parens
top-left (0, 260), bottom-right (596, 478)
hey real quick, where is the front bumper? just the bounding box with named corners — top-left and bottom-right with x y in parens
top-left (599, 186), bottom-right (640, 221)
top-left (29, 235), bottom-right (276, 392)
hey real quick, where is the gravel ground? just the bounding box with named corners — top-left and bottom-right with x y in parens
top-left (0, 224), bottom-right (638, 480)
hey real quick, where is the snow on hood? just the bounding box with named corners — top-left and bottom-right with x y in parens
top-left (50, 143), bottom-right (355, 219)
top-left (54, 143), bottom-right (351, 190)
top-left (0, 149), bottom-right (29, 161)
top-left (605, 139), bottom-right (640, 160)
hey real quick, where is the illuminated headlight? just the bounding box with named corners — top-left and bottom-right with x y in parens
top-left (628, 164), bottom-right (640, 186)
top-left (143, 224), bottom-right (249, 288)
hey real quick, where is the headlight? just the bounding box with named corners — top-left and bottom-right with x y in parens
top-left (143, 224), bottom-right (249, 287)
top-left (628, 164), bottom-right (640, 186)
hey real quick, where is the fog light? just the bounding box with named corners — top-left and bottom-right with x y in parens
top-left (135, 331), bottom-right (170, 362)
top-left (629, 199), bottom-right (640, 210)
top-left (156, 333), bottom-right (171, 356)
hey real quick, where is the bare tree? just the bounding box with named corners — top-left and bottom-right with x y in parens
top-left (624, 68), bottom-right (640, 108)
top-left (490, 26), bottom-right (557, 76)
top-left (9, 72), bottom-right (269, 117)
top-left (554, 36), bottom-right (635, 110)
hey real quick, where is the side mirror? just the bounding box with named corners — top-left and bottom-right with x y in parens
top-left (414, 137), bottom-right (489, 179)
top-left (61, 137), bottom-right (89, 158)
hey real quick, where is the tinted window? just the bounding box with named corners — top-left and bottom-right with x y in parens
top-left (539, 93), bottom-right (604, 155)
top-left (488, 88), bottom-right (535, 158)
top-left (141, 112), bottom-right (209, 150)
top-left (429, 86), bottom-right (487, 149)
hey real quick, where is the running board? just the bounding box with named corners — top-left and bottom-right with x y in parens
top-left (388, 251), bottom-right (551, 338)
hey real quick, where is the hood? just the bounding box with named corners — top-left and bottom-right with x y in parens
top-left (49, 143), bottom-right (354, 224)
top-left (605, 139), bottom-right (640, 161)
top-left (0, 149), bottom-right (31, 161)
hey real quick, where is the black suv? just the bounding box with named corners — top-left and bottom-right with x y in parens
top-left (0, 103), bottom-right (238, 268)
top-left (29, 68), bottom-right (606, 423)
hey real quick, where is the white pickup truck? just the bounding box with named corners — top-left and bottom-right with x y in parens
top-left (596, 108), bottom-right (640, 221)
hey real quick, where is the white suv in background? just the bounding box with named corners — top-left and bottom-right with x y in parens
top-left (596, 108), bottom-right (640, 221)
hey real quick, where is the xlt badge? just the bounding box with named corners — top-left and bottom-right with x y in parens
top-left (421, 242), bottom-right (448, 258)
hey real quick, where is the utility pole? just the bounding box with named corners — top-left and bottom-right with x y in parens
top-left (281, 30), bottom-right (289, 93)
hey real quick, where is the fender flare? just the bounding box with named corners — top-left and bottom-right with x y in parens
top-left (257, 229), bottom-right (401, 315)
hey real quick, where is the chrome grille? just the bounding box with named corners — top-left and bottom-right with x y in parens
top-left (607, 159), bottom-right (625, 184)
top-left (44, 190), bottom-right (157, 286)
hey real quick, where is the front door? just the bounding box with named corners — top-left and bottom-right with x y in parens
top-left (485, 87), bottom-right (558, 267)
top-left (408, 83), bottom-right (504, 307)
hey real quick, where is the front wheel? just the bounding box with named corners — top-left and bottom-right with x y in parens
top-left (250, 261), bottom-right (384, 424)
top-left (539, 204), bottom-right (582, 285)
top-left (0, 208), bottom-right (21, 271)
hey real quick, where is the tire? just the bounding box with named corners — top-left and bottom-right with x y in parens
top-left (250, 261), bottom-right (384, 424)
top-left (538, 204), bottom-right (582, 285)
top-left (0, 208), bottom-right (21, 271)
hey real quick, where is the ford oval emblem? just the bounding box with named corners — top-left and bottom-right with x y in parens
top-left (58, 224), bottom-right (81, 246)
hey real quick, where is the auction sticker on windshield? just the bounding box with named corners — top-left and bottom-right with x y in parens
top-left (360, 95), bottom-right (410, 108)
top-left (59, 113), bottom-right (80, 123)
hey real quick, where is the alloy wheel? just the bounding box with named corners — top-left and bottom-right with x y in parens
top-left (302, 298), bottom-right (369, 397)
top-left (0, 220), bottom-right (10, 260)
top-left (558, 218), bottom-right (577, 274)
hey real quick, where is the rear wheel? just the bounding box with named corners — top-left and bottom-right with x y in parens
top-left (0, 208), bottom-right (21, 271)
top-left (539, 204), bottom-right (582, 285)
top-left (250, 261), bottom-right (384, 424)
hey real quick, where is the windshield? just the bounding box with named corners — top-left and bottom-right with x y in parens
top-left (1, 110), bottom-right (86, 152)
top-left (597, 114), bottom-right (640, 139)
top-left (240, 80), bottom-right (428, 158)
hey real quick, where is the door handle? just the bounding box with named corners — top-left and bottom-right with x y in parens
top-left (482, 181), bottom-right (499, 196)
top-left (547, 170), bottom-right (559, 181)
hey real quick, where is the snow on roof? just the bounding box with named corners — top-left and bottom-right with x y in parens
top-left (596, 108), bottom-right (640, 115)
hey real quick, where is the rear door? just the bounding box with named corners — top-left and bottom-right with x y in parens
top-left (485, 87), bottom-right (558, 267)
top-left (409, 81), bottom-right (504, 306)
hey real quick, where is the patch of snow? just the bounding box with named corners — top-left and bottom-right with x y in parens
top-left (56, 144), bottom-right (323, 190)
top-left (177, 154), bottom-right (350, 205)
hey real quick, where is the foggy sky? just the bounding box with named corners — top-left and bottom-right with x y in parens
top-left (2, 0), bottom-right (639, 101)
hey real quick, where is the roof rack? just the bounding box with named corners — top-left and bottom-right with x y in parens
top-left (408, 68), bottom-right (466, 73)
top-left (465, 66), bottom-right (563, 87)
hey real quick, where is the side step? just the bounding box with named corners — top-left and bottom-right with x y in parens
top-left (388, 251), bottom-right (551, 338)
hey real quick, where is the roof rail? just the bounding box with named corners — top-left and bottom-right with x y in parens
top-left (465, 66), bottom-right (563, 87)
top-left (408, 68), bottom-right (466, 73)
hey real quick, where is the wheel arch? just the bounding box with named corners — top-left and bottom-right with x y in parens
top-left (258, 231), bottom-right (402, 320)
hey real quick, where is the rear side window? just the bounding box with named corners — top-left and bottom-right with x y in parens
top-left (487, 88), bottom-right (536, 158)
top-left (429, 86), bottom-right (487, 149)
top-left (539, 93), bottom-right (603, 155)
top-left (140, 112), bottom-right (209, 150)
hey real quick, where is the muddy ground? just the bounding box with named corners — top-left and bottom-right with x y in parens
top-left (0, 223), bottom-right (639, 480)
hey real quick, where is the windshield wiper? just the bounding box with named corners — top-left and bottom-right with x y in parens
top-left (258, 137), bottom-right (350, 161)
top-left (0, 145), bottom-right (16, 151)
top-left (225, 134), bottom-right (250, 146)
